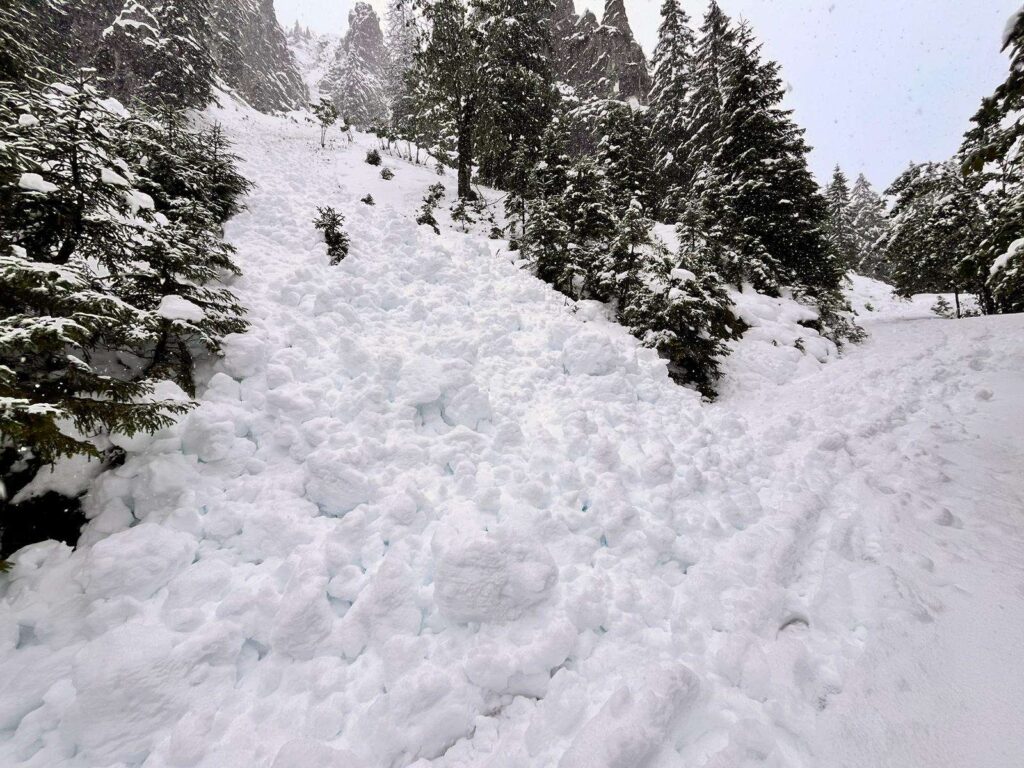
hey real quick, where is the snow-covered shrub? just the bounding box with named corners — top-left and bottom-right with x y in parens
top-left (361, 194), bottom-right (375, 205)
top-left (313, 206), bottom-right (350, 263)
top-left (381, 166), bottom-right (394, 180)
top-left (416, 183), bottom-right (445, 234)
top-left (365, 148), bottom-right (381, 166)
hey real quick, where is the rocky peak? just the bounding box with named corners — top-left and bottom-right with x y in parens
top-left (550, 0), bottom-right (651, 104)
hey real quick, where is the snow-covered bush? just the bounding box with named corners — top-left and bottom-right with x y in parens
top-left (365, 148), bottom-right (382, 166)
top-left (416, 182), bottom-right (446, 234)
top-left (313, 206), bottom-right (350, 263)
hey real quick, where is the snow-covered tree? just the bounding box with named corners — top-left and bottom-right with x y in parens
top-left (0, 74), bottom-right (191, 463)
top-left (409, 0), bottom-right (478, 198)
top-left (648, 0), bottom-right (695, 217)
top-left (883, 161), bottom-right (986, 316)
top-left (471, 0), bottom-right (556, 189)
top-left (681, 5), bottom-right (841, 298)
top-left (847, 173), bottom-right (890, 281)
top-left (824, 166), bottom-right (857, 271)
top-left (595, 101), bottom-right (654, 215)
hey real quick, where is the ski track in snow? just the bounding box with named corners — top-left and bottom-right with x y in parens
top-left (2, 105), bottom-right (1023, 768)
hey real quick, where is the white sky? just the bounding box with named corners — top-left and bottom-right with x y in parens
top-left (274, 0), bottom-right (1019, 188)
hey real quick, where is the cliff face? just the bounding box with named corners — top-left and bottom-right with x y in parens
top-left (318, 3), bottom-right (389, 127)
top-left (550, 0), bottom-right (651, 104)
top-left (211, 0), bottom-right (308, 112)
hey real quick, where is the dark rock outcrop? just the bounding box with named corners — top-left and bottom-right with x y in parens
top-left (550, 0), bottom-right (651, 104)
top-left (211, 0), bottom-right (308, 112)
top-left (319, 2), bottom-right (388, 127)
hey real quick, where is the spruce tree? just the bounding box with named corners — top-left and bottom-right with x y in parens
top-left (595, 101), bottom-right (654, 215)
top-left (471, 0), bottom-right (556, 189)
top-left (0, 73), bottom-right (192, 463)
top-left (410, 0), bottom-right (478, 198)
top-left (960, 15), bottom-right (1024, 313)
top-left (681, 6), bottom-right (841, 298)
top-left (847, 173), bottom-right (890, 281)
top-left (824, 165), bottom-right (857, 272)
top-left (883, 161), bottom-right (986, 316)
top-left (648, 0), bottom-right (695, 217)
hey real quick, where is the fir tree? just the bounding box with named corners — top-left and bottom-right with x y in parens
top-left (847, 173), bottom-right (890, 280)
top-left (595, 101), bottom-right (654, 215)
top-left (471, 0), bottom-right (556, 189)
top-left (648, 0), bottom-right (695, 217)
top-left (681, 6), bottom-right (841, 297)
top-left (883, 161), bottom-right (986, 316)
top-left (824, 165), bottom-right (857, 271)
top-left (410, 0), bottom-right (478, 198)
top-left (146, 0), bottom-right (216, 110)
top-left (0, 73), bottom-right (193, 463)
top-left (619, 234), bottom-right (739, 397)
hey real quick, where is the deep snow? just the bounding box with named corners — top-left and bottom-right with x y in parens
top-left (2, 103), bottom-right (1023, 768)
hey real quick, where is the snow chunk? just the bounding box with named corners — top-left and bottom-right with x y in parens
top-left (78, 523), bottom-right (198, 600)
top-left (19, 172), bottom-right (58, 194)
top-left (562, 330), bottom-right (625, 377)
top-left (101, 168), bottom-right (131, 187)
top-left (433, 526), bottom-right (558, 624)
top-left (17, 113), bottom-right (38, 127)
top-left (670, 267), bottom-right (696, 283)
top-left (11, 454), bottom-right (103, 504)
top-left (157, 294), bottom-right (205, 323)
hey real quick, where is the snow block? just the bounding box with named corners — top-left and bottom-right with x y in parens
top-left (434, 527), bottom-right (558, 624)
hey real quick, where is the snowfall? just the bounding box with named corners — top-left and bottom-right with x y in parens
top-left (2, 100), bottom-right (1023, 768)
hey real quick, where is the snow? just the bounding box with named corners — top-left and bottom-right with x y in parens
top-left (100, 167), bottom-right (131, 187)
top-left (990, 236), bottom-right (1024, 275)
top-left (17, 113), bottom-right (38, 127)
top-left (156, 294), bottom-right (205, 322)
top-left (2, 99), bottom-right (1023, 768)
top-left (18, 172), bottom-right (58, 193)
top-left (1003, 5), bottom-right (1023, 49)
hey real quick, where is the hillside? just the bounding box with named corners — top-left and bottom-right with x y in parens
top-left (2, 103), bottom-right (1022, 768)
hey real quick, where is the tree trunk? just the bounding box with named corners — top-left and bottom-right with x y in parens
top-left (457, 97), bottom-right (476, 200)
top-left (954, 289), bottom-right (962, 319)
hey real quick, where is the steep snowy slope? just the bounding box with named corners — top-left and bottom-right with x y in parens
top-left (1, 104), bottom-right (1022, 768)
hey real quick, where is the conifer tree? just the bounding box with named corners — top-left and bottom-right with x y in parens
top-left (471, 0), bottom-right (556, 189)
top-left (147, 0), bottom-right (216, 110)
top-left (410, 0), bottom-right (478, 198)
top-left (883, 161), bottom-right (986, 316)
top-left (960, 16), bottom-right (1024, 313)
top-left (0, 73), bottom-right (193, 462)
top-left (681, 6), bottom-right (841, 297)
top-left (648, 0), bottom-right (695, 217)
top-left (847, 173), bottom-right (890, 280)
top-left (619, 234), bottom-right (738, 397)
top-left (384, 0), bottom-right (420, 133)
top-left (595, 102), bottom-right (654, 215)
top-left (824, 166), bottom-right (857, 271)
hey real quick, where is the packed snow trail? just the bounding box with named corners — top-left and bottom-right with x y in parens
top-left (2, 106), bottom-right (1023, 768)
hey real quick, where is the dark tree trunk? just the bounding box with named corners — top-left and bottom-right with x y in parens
top-left (457, 97), bottom-right (476, 200)
top-left (954, 289), bottom-right (961, 319)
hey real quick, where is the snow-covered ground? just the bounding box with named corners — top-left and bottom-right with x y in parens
top-left (2, 103), bottom-right (1023, 768)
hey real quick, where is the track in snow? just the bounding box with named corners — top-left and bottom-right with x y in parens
top-left (1, 105), bottom-right (1022, 768)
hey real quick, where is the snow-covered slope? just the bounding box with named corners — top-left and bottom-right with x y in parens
top-left (2, 104), bottom-right (1023, 768)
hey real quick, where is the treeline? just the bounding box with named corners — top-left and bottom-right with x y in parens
top-left (825, 14), bottom-right (1024, 317)
top-left (0, 2), bottom-right (250, 559)
top-left (374, 0), bottom-right (861, 396)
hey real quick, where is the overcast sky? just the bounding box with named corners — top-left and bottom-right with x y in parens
top-left (274, 0), bottom-right (1018, 188)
